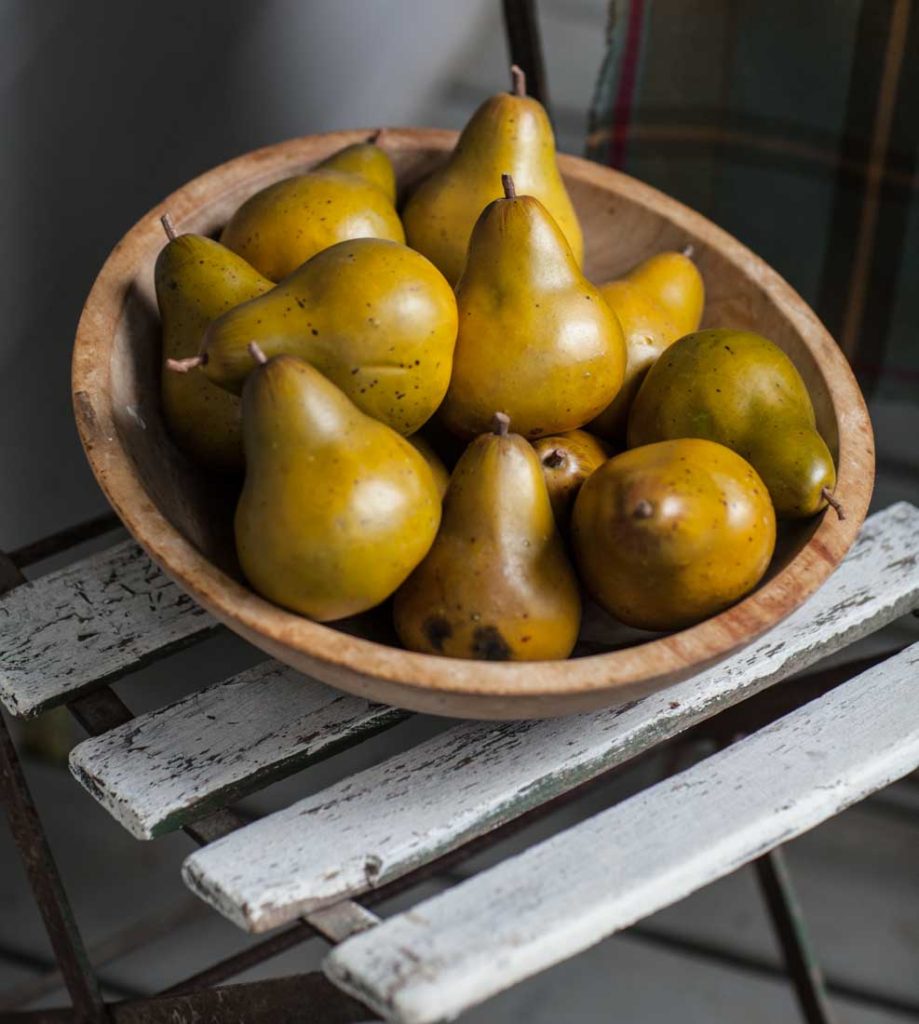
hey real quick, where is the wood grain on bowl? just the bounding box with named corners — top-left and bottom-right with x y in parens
top-left (71, 129), bottom-right (874, 718)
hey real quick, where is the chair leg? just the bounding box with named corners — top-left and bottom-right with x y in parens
top-left (754, 847), bottom-right (838, 1024)
top-left (501, 0), bottom-right (551, 111)
top-left (0, 710), bottom-right (108, 1023)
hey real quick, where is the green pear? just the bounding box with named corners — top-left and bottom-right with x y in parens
top-left (439, 175), bottom-right (625, 439)
top-left (198, 238), bottom-right (458, 436)
top-left (236, 349), bottom-right (441, 621)
top-left (155, 215), bottom-right (273, 471)
top-left (394, 414), bottom-right (581, 660)
top-left (403, 65), bottom-right (583, 285)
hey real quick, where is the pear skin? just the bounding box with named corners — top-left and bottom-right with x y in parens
top-left (403, 65), bottom-right (582, 285)
top-left (201, 238), bottom-right (458, 435)
top-left (235, 352), bottom-right (441, 621)
top-left (591, 250), bottom-right (705, 440)
top-left (406, 434), bottom-right (450, 499)
top-left (572, 438), bottom-right (776, 631)
top-left (439, 177), bottom-right (625, 439)
top-left (156, 220), bottom-right (273, 471)
top-left (394, 414), bottom-right (581, 661)
top-left (315, 132), bottom-right (397, 203)
top-left (533, 429), bottom-right (609, 526)
top-left (221, 167), bottom-right (404, 281)
top-left (628, 329), bottom-right (837, 517)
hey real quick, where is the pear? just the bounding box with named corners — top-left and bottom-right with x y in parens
top-left (314, 131), bottom-right (396, 203)
top-left (220, 139), bottom-right (404, 281)
top-left (406, 434), bottom-right (449, 499)
top-left (155, 214), bottom-right (273, 471)
top-left (572, 438), bottom-right (776, 631)
top-left (590, 249), bottom-right (705, 440)
top-left (197, 238), bottom-right (458, 436)
top-left (394, 413), bottom-right (581, 661)
top-left (440, 175), bottom-right (625, 439)
top-left (628, 329), bottom-right (840, 518)
top-left (403, 65), bottom-right (582, 284)
top-left (533, 429), bottom-right (609, 526)
top-left (235, 348), bottom-right (441, 621)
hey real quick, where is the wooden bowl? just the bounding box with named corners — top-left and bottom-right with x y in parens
top-left (72, 129), bottom-right (874, 719)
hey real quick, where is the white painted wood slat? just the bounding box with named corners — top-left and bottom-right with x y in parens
top-left (324, 643), bottom-right (919, 1024)
top-left (69, 663), bottom-right (407, 839)
top-left (182, 503), bottom-right (919, 933)
top-left (0, 541), bottom-right (215, 717)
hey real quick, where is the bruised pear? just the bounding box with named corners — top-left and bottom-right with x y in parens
top-left (156, 215), bottom-right (273, 471)
top-left (394, 414), bottom-right (581, 661)
top-left (403, 65), bottom-right (582, 285)
top-left (591, 249), bottom-right (704, 440)
top-left (220, 140), bottom-right (403, 281)
top-left (629, 329), bottom-right (838, 518)
top-left (199, 238), bottom-right (458, 435)
top-left (572, 439), bottom-right (776, 631)
top-left (533, 429), bottom-right (609, 526)
top-left (235, 350), bottom-right (440, 621)
top-left (440, 175), bottom-right (625, 439)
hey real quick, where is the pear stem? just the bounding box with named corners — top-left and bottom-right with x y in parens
top-left (682, 242), bottom-right (695, 259)
top-left (160, 213), bottom-right (177, 241)
top-left (822, 487), bottom-right (846, 520)
top-left (367, 128), bottom-right (382, 145)
top-left (493, 412), bottom-right (511, 437)
top-left (510, 64), bottom-right (527, 97)
top-left (248, 341), bottom-right (268, 366)
top-left (501, 174), bottom-right (516, 199)
top-left (166, 354), bottom-right (205, 373)
top-left (632, 499), bottom-right (654, 519)
top-left (542, 449), bottom-right (566, 469)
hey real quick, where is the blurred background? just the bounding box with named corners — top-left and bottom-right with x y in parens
top-left (2, 1), bottom-right (918, 1021)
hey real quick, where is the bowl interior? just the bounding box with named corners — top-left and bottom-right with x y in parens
top-left (77, 129), bottom-right (872, 717)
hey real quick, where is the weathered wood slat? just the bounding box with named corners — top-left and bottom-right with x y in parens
top-left (69, 663), bottom-right (408, 839)
top-left (324, 643), bottom-right (919, 1024)
top-left (0, 541), bottom-right (215, 717)
top-left (182, 503), bottom-right (919, 932)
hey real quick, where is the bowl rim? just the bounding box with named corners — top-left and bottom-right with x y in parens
top-left (71, 127), bottom-right (875, 715)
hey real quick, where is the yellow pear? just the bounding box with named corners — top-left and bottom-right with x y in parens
top-left (220, 139), bottom-right (404, 281)
top-left (572, 438), bottom-right (776, 631)
top-left (394, 414), bottom-right (581, 660)
top-left (533, 429), bottom-right (609, 526)
top-left (235, 348), bottom-right (441, 621)
top-left (196, 238), bottom-right (458, 436)
top-left (439, 175), bottom-right (625, 439)
top-left (313, 131), bottom-right (397, 203)
top-left (403, 65), bottom-right (582, 285)
top-left (590, 249), bottom-right (704, 440)
top-left (156, 215), bottom-right (273, 471)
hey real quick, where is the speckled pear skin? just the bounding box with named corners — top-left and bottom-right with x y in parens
top-left (315, 136), bottom-right (397, 203)
top-left (156, 233), bottom-right (273, 472)
top-left (394, 419), bottom-right (581, 661)
top-left (402, 73), bottom-right (582, 285)
top-left (590, 250), bottom-right (705, 440)
top-left (533, 429), bottom-right (609, 526)
top-left (220, 162), bottom-right (404, 281)
top-left (439, 188), bottom-right (624, 440)
top-left (572, 438), bottom-right (776, 631)
top-left (200, 238), bottom-right (458, 436)
top-left (628, 329), bottom-right (836, 517)
top-left (235, 355), bottom-right (441, 622)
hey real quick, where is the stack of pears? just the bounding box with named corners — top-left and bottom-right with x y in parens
top-left (154, 65), bottom-right (843, 662)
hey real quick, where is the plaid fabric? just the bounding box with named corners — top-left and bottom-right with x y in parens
top-left (586, 0), bottom-right (919, 404)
